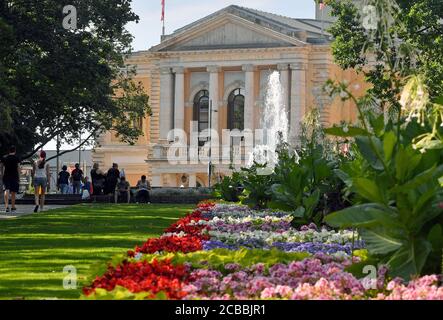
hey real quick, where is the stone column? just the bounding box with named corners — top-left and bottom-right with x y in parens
top-left (277, 63), bottom-right (290, 112)
top-left (159, 67), bottom-right (174, 140)
top-left (173, 67), bottom-right (185, 131)
top-left (290, 62), bottom-right (307, 143)
top-left (242, 64), bottom-right (255, 132)
top-left (207, 66), bottom-right (220, 134)
top-left (189, 173), bottom-right (197, 188)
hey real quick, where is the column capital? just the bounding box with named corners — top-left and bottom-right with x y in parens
top-left (290, 62), bottom-right (308, 71)
top-left (277, 63), bottom-right (290, 71)
top-left (173, 66), bottom-right (185, 74)
top-left (160, 66), bottom-right (172, 75)
top-left (242, 64), bottom-right (256, 72)
top-left (206, 65), bottom-right (220, 73)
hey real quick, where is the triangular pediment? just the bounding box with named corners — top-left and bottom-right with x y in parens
top-left (151, 13), bottom-right (306, 52)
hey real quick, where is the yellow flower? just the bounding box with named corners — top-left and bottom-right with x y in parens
top-left (400, 76), bottom-right (429, 126)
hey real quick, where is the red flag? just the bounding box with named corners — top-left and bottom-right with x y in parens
top-left (161, 0), bottom-right (165, 21)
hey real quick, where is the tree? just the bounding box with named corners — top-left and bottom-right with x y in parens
top-left (322, 0), bottom-right (443, 278)
top-left (326, 0), bottom-right (443, 112)
top-left (0, 0), bottom-right (151, 158)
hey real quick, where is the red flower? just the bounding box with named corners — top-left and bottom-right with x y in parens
top-left (134, 234), bottom-right (203, 255)
top-left (83, 259), bottom-right (189, 299)
top-left (84, 203), bottom-right (217, 299)
top-left (164, 210), bottom-right (210, 238)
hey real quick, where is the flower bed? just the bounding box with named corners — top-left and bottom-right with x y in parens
top-left (83, 203), bottom-right (443, 300)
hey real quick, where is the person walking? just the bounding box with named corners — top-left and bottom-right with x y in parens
top-left (71, 163), bottom-right (84, 195)
top-left (57, 165), bottom-right (70, 195)
top-left (1, 146), bottom-right (21, 214)
top-left (136, 175), bottom-right (151, 204)
top-left (104, 163), bottom-right (120, 196)
top-left (32, 150), bottom-right (50, 213)
top-left (90, 163), bottom-right (105, 196)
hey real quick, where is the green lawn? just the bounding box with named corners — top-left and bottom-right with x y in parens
top-left (0, 204), bottom-right (194, 300)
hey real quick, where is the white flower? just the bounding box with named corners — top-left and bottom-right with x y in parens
top-left (134, 253), bottom-right (142, 261)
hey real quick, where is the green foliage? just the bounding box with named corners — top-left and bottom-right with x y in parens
top-left (269, 110), bottom-right (348, 226)
top-left (328, 0), bottom-right (443, 111)
top-left (140, 248), bottom-right (310, 273)
top-left (213, 172), bottom-right (243, 202)
top-left (269, 148), bottom-right (325, 226)
top-left (0, 0), bottom-right (151, 157)
top-left (325, 113), bottom-right (443, 279)
top-left (82, 286), bottom-right (158, 300)
top-left (240, 163), bottom-right (274, 208)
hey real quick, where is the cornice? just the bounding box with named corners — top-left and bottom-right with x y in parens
top-left (152, 46), bottom-right (311, 58)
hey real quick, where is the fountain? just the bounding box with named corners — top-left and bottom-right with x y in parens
top-left (247, 71), bottom-right (290, 172)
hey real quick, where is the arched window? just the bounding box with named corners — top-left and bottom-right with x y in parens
top-left (193, 90), bottom-right (209, 132)
top-left (227, 88), bottom-right (245, 130)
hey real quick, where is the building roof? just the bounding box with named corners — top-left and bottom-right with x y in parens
top-left (158, 4), bottom-right (332, 49)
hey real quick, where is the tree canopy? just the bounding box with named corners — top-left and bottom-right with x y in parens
top-left (326, 0), bottom-right (443, 112)
top-left (0, 0), bottom-right (150, 158)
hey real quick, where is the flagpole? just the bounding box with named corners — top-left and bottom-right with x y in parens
top-left (161, 0), bottom-right (165, 37)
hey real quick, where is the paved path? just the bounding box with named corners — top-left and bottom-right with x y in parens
top-left (0, 205), bottom-right (69, 219)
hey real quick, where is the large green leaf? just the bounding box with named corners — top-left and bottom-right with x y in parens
top-left (324, 204), bottom-right (400, 229)
top-left (303, 189), bottom-right (320, 210)
top-left (355, 136), bottom-right (384, 170)
top-left (292, 207), bottom-right (306, 218)
top-left (369, 113), bottom-right (385, 137)
top-left (392, 164), bottom-right (443, 193)
top-left (427, 224), bottom-right (443, 252)
top-left (353, 178), bottom-right (387, 204)
top-left (314, 162), bottom-right (332, 181)
top-left (387, 239), bottom-right (432, 280)
top-left (412, 187), bottom-right (438, 217)
top-left (394, 146), bottom-right (421, 182)
top-left (360, 229), bottom-right (403, 255)
top-left (383, 131), bottom-right (397, 163)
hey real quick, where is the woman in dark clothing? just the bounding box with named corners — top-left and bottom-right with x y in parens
top-left (90, 163), bottom-right (106, 195)
top-left (104, 163), bottom-right (120, 195)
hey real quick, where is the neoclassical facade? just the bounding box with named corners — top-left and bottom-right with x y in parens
top-left (93, 5), bottom-right (365, 187)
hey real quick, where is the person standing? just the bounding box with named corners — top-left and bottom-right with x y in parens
top-left (104, 163), bottom-right (120, 195)
top-left (136, 175), bottom-right (151, 204)
top-left (71, 163), bottom-right (84, 195)
top-left (57, 165), bottom-right (70, 195)
top-left (32, 150), bottom-right (50, 213)
top-left (90, 163), bottom-right (105, 196)
top-left (1, 146), bottom-right (21, 213)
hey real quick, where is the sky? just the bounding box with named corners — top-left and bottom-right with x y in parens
top-left (47, 0), bottom-right (317, 150)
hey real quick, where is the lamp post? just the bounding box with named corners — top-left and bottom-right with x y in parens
top-left (208, 100), bottom-right (212, 188)
top-left (208, 100), bottom-right (218, 188)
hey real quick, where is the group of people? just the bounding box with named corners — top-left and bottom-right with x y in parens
top-left (57, 161), bottom-right (153, 204)
top-left (1, 146), bottom-right (153, 214)
top-left (86, 162), bottom-right (152, 204)
top-left (57, 163), bottom-right (91, 196)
